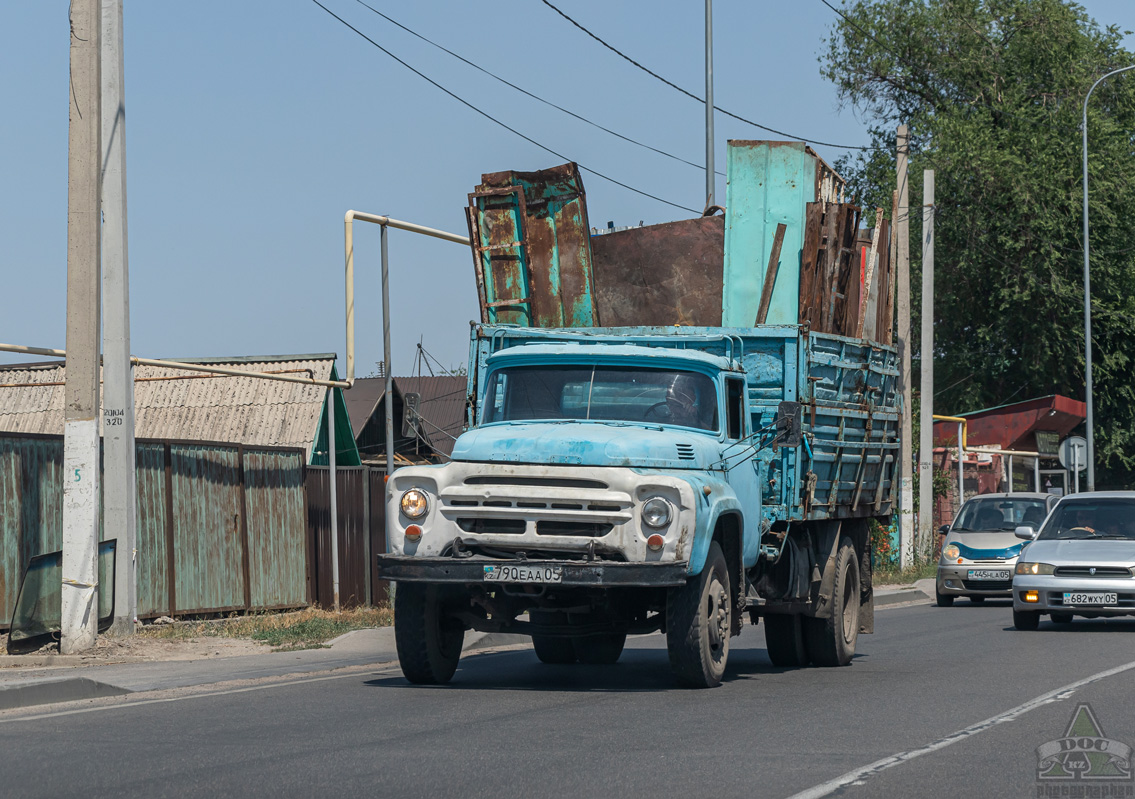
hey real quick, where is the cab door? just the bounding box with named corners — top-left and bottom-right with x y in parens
top-left (723, 376), bottom-right (762, 567)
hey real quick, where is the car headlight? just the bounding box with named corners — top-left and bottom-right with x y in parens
top-left (1015, 562), bottom-right (1055, 576)
top-left (400, 488), bottom-right (430, 520)
top-left (641, 497), bottom-right (672, 528)
top-left (942, 544), bottom-right (961, 561)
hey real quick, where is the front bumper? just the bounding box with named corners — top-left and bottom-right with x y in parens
top-left (376, 554), bottom-right (690, 588)
top-left (1012, 575), bottom-right (1135, 616)
top-left (936, 562), bottom-right (1016, 597)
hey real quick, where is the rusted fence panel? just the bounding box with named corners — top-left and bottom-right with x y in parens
top-left (170, 444), bottom-right (244, 614)
top-left (244, 448), bottom-right (308, 609)
top-left (135, 442), bottom-right (170, 617)
top-left (0, 435), bottom-right (63, 625)
top-left (307, 466), bottom-right (369, 608)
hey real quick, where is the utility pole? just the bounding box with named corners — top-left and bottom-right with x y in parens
top-left (919, 170), bottom-right (934, 557)
top-left (101, 0), bottom-right (137, 636)
top-left (62, 0), bottom-right (102, 654)
top-left (704, 0), bottom-right (715, 208)
top-left (896, 125), bottom-right (914, 567)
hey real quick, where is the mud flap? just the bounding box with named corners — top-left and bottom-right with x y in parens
top-left (859, 542), bottom-right (874, 634)
top-left (812, 521), bottom-right (842, 620)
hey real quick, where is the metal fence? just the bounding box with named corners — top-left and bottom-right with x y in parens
top-left (306, 466), bottom-right (388, 609)
top-left (0, 432), bottom-right (311, 628)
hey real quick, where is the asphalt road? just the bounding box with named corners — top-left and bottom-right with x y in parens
top-left (3, 599), bottom-right (1134, 798)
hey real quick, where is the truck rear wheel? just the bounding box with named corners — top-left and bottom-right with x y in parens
top-left (529, 610), bottom-right (577, 664)
top-left (803, 536), bottom-right (859, 667)
top-left (574, 633), bottom-right (627, 665)
top-left (666, 541), bottom-right (730, 688)
top-left (763, 614), bottom-right (809, 667)
top-left (394, 583), bottom-right (465, 684)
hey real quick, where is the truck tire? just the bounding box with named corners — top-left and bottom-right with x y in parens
top-left (666, 541), bottom-right (731, 688)
top-left (532, 636), bottom-right (577, 664)
top-left (574, 633), bottom-right (627, 665)
top-left (803, 536), bottom-right (859, 667)
top-left (529, 610), bottom-right (577, 664)
top-left (763, 614), bottom-right (809, 667)
top-left (394, 583), bottom-right (464, 684)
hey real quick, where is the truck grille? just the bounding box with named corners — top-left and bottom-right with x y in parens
top-left (457, 518), bottom-right (525, 535)
top-left (536, 521), bottom-right (614, 537)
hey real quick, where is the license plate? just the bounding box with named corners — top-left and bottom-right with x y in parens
top-left (967, 569), bottom-right (1010, 581)
top-left (1063, 592), bottom-right (1117, 606)
top-left (483, 564), bottom-right (563, 584)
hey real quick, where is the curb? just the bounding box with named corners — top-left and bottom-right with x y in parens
top-left (0, 677), bottom-right (131, 712)
top-left (875, 588), bottom-right (930, 607)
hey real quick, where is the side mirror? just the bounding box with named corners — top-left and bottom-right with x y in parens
top-left (775, 401), bottom-right (803, 448)
top-left (938, 525), bottom-right (950, 537)
top-left (1014, 525), bottom-right (1037, 541)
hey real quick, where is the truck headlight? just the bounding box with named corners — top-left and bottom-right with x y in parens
top-left (642, 497), bottom-right (672, 528)
top-left (400, 488), bottom-right (430, 520)
top-left (1015, 562), bottom-right (1055, 576)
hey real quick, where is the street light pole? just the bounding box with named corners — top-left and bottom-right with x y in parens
top-left (1082, 64), bottom-right (1135, 492)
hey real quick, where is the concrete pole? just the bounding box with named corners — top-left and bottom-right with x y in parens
top-left (896, 125), bottom-right (914, 565)
top-left (101, 0), bottom-right (136, 636)
top-left (704, 0), bottom-right (714, 208)
top-left (382, 225), bottom-right (394, 480)
top-left (919, 170), bottom-right (934, 554)
top-left (62, 0), bottom-right (102, 655)
top-left (956, 421), bottom-right (964, 513)
top-left (329, 388), bottom-right (340, 612)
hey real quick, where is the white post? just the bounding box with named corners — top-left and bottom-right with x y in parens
top-left (1073, 448), bottom-right (1080, 494)
top-left (918, 170), bottom-right (934, 557)
top-left (62, 0), bottom-right (102, 654)
top-left (101, 0), bottom-right (136, 635)
top-left (896, 125), bottom-right (914, 566)
top-left (956, 422), bottom-right (964, 512)
top-left (1008, 454), bottom-right (1014, 492)
top-left (1034, 457), bottom-right (1041, 492)
top-left (329, 388), bottom-right (340, 612)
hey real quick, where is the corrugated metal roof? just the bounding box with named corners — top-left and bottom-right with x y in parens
top-left (395, 375), bottom-right (467, 457)
top-left (0, 355), bottom-right (337, 459)
top-left (344, 377), bottom-right (386, 437)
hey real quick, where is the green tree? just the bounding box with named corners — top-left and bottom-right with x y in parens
top-left (822, 0), bottom-right (1135, 487)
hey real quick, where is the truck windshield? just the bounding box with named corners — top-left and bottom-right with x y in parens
top-left (482, 365), bottom-right (719, 431)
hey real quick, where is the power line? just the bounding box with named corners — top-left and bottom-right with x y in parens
top-left (311, 0), bottom-right (700, 214)
top-left (540, 0), bottom-right (874, 151)
top-left (353, 0), bottom-right (724, 176)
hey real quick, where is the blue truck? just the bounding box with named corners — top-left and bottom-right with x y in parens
top-left (376, 145), bottom-right (902, 687)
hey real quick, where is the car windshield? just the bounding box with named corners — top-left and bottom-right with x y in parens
top-left (1037, 499), bottom-right (1135, 541)
top-left (482, 365), bottom-right (719, 431)
top-left (952, 497), bottom-right (1049, 532)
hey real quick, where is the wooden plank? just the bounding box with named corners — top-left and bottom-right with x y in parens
top-left (755, 223), bottom-right (788, 325)
top-left (856, 209), bottom-right (884, 339)
top-left (798, 203), bottom-right (824, 327)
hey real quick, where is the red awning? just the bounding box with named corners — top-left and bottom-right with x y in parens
top-left (932, 395), bottom-right (1085, 452)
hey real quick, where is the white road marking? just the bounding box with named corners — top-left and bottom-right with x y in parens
top-left (785, 657), bottom-right (1135, 799)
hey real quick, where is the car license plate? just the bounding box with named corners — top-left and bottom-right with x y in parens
top-left (1063, 592), bottom-right (1117, 606)
top-left (967, 569), bottom-right (1010, 581)
top-left (483, 564), bottom-right (563, 584)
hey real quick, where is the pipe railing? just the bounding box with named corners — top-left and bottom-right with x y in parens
top-left (343, 210), bottom-right (470, 478)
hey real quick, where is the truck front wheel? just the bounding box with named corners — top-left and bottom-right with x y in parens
top-left (394, 582), bottom-right (465, 684)
top-left (666, 541), bottom-right (731, 688)
top-left (803, 536), bottom-right (859, 667)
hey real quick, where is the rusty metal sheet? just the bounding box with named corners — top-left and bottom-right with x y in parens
top-left (244, 448), bottom-right (307, 609)
top-left (170, 444), bottom-right (244, 613)
top-left (469, 162), bottom-right (597, 328)
top-left (306, 466), bottom-right (369, 608)
top-left (135, 442), bottom-right (170, 617)
top-left (591, 215), bottom-right (724, 326)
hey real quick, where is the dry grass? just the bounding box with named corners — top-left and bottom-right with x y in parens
top-left (137, 605), bottom-right (393, 651)
top-left (873, 562), bottom-right (938, 587)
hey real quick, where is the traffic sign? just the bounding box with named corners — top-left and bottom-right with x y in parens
top-left (1059, 436), bottom-right (1088, 473)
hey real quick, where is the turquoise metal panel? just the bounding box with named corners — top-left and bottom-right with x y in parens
top-left (135, 442), bottom-right (169, 617)
top-left (0, 436), bottom-right (63, 627)
top-left (170, 444), bottom-right (245, 613)
top-left (244, 448), bottom-right (307, 609)
top-left (722, 141), bottom-right (816, 327)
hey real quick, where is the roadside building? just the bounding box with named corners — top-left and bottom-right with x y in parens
top-left (345, 375), bottom-right (466, 470)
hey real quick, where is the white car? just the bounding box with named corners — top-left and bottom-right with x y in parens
top-left (936, 492), bottom-right (1057, 606)
top-left (1012, 492), bottom-right (1135, 629)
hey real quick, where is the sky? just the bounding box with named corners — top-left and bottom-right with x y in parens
top-left (2, 0), bottom-right (1133, 379)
